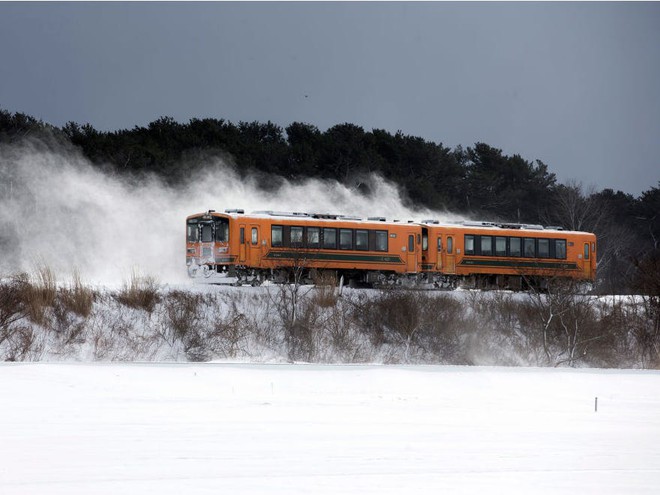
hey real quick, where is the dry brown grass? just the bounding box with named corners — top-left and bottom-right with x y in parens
top-left (21, 264), bottom-right (57, 325)
top-left (60, 269), bottom-right (95, 318)
top-left (116, 269), bottom-right (161, 313)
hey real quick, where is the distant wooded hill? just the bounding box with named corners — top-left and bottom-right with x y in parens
top-left (1, 109), bottom-right (658, 294)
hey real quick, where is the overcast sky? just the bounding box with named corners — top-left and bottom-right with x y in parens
top-left (1, 2), bottom-right (658, 195)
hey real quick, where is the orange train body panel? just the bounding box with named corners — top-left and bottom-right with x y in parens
top-left (186, 210), bottom-right (597, 285)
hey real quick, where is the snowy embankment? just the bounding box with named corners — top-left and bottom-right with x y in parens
top-left (0, 363), bottom-right (659, 494)
top-left (2, 272), bottom-right (657, 367)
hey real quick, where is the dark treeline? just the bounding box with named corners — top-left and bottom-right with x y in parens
top-left (1, 109), bottom-right (658, 294)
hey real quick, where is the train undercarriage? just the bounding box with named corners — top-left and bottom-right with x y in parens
top-left (187, 261), bottom-right (563, 291)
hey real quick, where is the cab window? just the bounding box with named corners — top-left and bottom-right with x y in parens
top-left (201, 223), bottom-right (214, 243)
top-left (187, 221), bottom-right (199, 242)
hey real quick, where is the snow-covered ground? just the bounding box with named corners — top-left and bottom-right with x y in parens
top-left (1, 363), bottom-right (659, 494)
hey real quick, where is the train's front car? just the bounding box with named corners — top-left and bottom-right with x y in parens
top-left (186, 210), bottom-right (233, 279)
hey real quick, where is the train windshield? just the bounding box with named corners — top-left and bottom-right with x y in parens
top-left (201, 222), bottom-right (214, 242)
top-left (187, 217), bottom-right (229, 243)
top-left (187, 219), bottom-right (200, 242)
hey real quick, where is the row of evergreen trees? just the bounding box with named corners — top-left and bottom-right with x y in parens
top-left (1, 109), bottom-right (658, 293)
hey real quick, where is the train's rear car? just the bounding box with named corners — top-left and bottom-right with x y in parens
top-left (422, 221), bottom-right (597, 289)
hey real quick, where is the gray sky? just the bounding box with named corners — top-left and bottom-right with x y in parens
top-left (1, 2), bottom-right (658, 195)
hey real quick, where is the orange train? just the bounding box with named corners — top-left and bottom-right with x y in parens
top-left (186, 209), bottom-right (596, 288)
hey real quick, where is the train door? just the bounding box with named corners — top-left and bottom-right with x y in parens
top-left (421, 227), bottom-right (431, 269)
top-left (444, 235), bottom-right (456, 274)
top-left (249, 225), bottom-right (262, 266)
top-left (583, 242), bottom-right (591, 279)
top-left (406, 233), bottom-right (417, 272)
top-left (239, 225), bottom-right (247, 263)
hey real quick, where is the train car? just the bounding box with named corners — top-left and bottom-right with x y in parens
top-left (420, 220), bottom-right (597, 289)
top-left (186, 209), bottom-right (424, 285)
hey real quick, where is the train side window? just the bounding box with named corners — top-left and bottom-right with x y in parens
top-left (524, 238), bottom-right (535, 257)
top-left (215, 219), bottom-right (229, 242)
top-left (495, 236), bottom-right (506, 256)
top-left (291, 226), bottom-right (303, 246)
top-left (239, 227), bottom-right (245, 245)
top-left (538, 238), bottom-right (550, 258)
top-left (408, 235), bottom-right (415, 252)
top-left (422, 233), bottom-right (428, 251)
top-left (555, 239), bottom-right (566, 259)
top-left (584, 243), bottom-right (590, 260)
top-left (481, 236), bottom-right (492, 256)
top-left (447, 237), bottom-right (453, 254)
top-left (437, 237), bottom-right (442, 252)
top-left (356, 230), bottom-right (368, 251)
top-left (271, 225), bottom-right (283, 247)
top-left (307, 227), bottom-right (320, 248)
top-left (465, 235), bottom-right (474, 255)
top-left (251, 227), bottom-right (258, 245)
top-left (375, 231), bottom-right (388, 251)
top-left (340, 229), bottom-right (353, 250)
top-left (323, 228), bottom-right (337, 249)
top-left (509, 237), bottom-right (521, 257)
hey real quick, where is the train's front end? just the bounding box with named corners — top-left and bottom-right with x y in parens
top-left (186, 210), bottom-right (232, 279)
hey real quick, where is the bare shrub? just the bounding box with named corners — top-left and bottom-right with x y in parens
top-left (164, 290), bottom-right (203, 340)
top-left (50, 297), bottom-right (86, 348)
top-left (0, 277), bottom-right (27, 342)
top-left (590, 299), bottom-right (636, 368)
top-left (349, 289), bottom-right (467, 363)
top-left (270, 278), bottom-right (319, 361)
top-left (116, 269), bottom-right (161, 313)
top-left (2, 326), bottom-right (43, 361)
top-left (465, 292), bottom-right (541, 366)
top-left (524, 279), bottom-right (608, 367)
top-left (630, 253), bottom-right (660, 368)
top-left (415, 293), bottom-right (467, 363)
top-left (96, 301), bottom-right (164, 361)
top-left (210, 300), bottom-right (249, 360)
top-left (317, 299), bottom-right (365, 363)
top-left (310, 270), bottom-right (339, 308)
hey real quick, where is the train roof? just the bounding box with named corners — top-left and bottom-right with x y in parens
top-left (420, 219), bottom-right (594, 235)
top-left (188, 210), bottom-right (594, 235)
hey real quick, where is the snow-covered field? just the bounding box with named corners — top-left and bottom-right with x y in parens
top-left (1, 363), bottom-right (659, 494)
